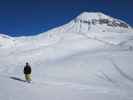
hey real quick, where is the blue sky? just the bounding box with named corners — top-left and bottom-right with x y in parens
top-left (0, 0), bottom-right (132, 36)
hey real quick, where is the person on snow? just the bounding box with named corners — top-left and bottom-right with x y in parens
top-left (24, 62), bottom-right (32, 82)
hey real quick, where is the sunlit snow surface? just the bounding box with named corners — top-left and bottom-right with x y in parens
top-left (0, 12), bottom-right (133, 100)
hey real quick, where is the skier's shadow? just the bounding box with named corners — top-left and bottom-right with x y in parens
top-left (10, 76), bottom-right (26, 82)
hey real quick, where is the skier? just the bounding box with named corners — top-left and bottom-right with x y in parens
top-left (23, 62), bottom-right (32, 83)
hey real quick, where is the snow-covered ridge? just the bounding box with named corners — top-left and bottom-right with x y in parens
top-left (75, 12), bottom-right (131, 29)
top-left (46, 12), bottom-right (132, 35)
top-left (38, 12), bottom-right (133, 47)
top-left (0, 12), bottom-right (133, 48)
top-left (0, 33), bottom-right (13, 39)
top-left (0, 33), bottom-right (15, 48)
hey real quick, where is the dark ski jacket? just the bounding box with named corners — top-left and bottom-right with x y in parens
top-left (24, 65), bottom-right (31, 74)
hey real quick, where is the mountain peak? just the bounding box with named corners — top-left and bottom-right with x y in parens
top-left (46, 12), bottom-right (132, 36)
top-left (77, 12), bottom-right (111, 20)
top-left (73, 11), bottom-right (131, 30)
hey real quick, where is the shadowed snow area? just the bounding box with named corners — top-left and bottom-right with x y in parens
top-left (0, 12), bottom-right (133, 100)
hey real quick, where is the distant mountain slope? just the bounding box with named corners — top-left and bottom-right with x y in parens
top-left (0, 33), bottom-right (15, 48)
top-left (46, 12), bottom-right (132, 34)
top-left (0, 12), bottom-right (133, 49)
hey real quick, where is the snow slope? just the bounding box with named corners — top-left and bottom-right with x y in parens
top-left (0, 33), bottom-right (15, 48)
top-left (0, 12), bottom-right (133, 100)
